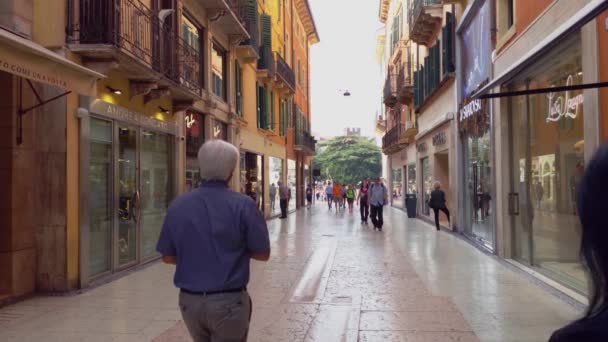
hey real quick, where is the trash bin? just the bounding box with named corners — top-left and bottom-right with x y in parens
top-left (405, 194), bottom-right (417, 218)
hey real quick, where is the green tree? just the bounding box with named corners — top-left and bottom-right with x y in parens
top-left (313, 136), bottom-right (382, 185)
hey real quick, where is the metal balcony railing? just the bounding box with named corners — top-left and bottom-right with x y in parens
top-left (258, 45), bottom-right (276, 77)
top-left (69, 0), bottom-right (202, 92)
top-left (383, 73), bottom-right (397, 107)
top-left (295, 131), bottom-right (316, 153)
top-left (237, 0), bottom-right (259, 51)
top-left (382, 124), bottom-right (401, 151)
top-left (276, 53), bottom-right (295, 91)
top-left (409, 0), bottom-right (442, 44)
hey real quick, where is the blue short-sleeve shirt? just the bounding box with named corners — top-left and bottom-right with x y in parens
top-left (156, 181), bottom-right (270, 292)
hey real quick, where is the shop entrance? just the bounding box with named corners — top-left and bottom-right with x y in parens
top-left (505, 31), bottom-right (586, 293)
top-left (88, 118), bottom-right (173, 279)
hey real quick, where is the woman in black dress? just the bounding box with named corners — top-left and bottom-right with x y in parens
top-left (550, 144), bottom-right (608, 342)
top-left (429, 181), bottom-right (450, 231)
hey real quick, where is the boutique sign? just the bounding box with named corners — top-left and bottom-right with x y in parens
top-left (458, 81), bottom-right (489, 139)
top-left (459, 98), bottom-right (483, 122)
top-left (546, 74), bottom-right (584, 123)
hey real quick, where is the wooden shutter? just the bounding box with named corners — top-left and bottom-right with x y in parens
top-left (256, 82), bottom-right (261, 128)
top-left (442, 12), bottom-right (455, 76)
top-left (261, 14), bottom-right (272, 49)
top-left (270, 91), bottom-right (275, 131)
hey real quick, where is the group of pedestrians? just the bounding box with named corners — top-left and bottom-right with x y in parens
top-left (154, 138), bottom-right (608, 341)
top-left (323, 177), bottom-right (388, 231)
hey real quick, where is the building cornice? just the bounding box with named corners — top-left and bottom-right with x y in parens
top-left (294, 0), bottom-right (320, 44)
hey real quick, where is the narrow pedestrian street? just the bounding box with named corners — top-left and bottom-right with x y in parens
top-left (0, 205), bottom-right (581, 342)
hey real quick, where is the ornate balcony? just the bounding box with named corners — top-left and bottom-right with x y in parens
top-left (257, 45), bottom-right (275, 83)
top-left (275, 53), bottom-right (295, 93)
top-left (294, 131), bottom-right (316, 156)
top-left (382, 121), bottom-right (417, 154)
top-left (68, 0), bottom-right (202, 101)
top-left (235, 0), bottom-right (260, 62)
top-left (409, 0), bottom-right (443, 46)
top-left (397, 61), bottom-right (414, 104)
top-left (383, 73), bottom-right (397, 107)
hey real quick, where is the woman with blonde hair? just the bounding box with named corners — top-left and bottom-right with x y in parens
top-left (429, 181), bottom-right (450, 231)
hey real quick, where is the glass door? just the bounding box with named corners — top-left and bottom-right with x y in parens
top-left (140, 130), bottom-right (172, 259)
top-left (116, 125), bottom-right (139, 267)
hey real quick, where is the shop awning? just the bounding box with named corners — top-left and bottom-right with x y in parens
top-left (472, 0), bottom-right (608, 99)
top-left (0, 29), bottom-right (105, 96)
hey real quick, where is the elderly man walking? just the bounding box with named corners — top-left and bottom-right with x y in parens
top-left (278, 181), bottom-right (291, 219)
top-left (157, 140), bottom-right (271, 342)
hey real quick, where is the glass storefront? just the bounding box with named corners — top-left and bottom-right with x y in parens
top-left (241, 152), bottom-right (264, 211)
top-left (287, 159), bottom-right (296, 211)
top-left (269, 157), bottom-right (283, 216)
top-left (506, 31), bottom-right (586, 293)
top-left (407, 164), bottom-right (417, 194)
top-left (212, 119), bottom-right (228, 140)
top-left (89, 118), bottom-right (113, 277)
top-left (421, 157), bottom-right (431, 216)
top-left (391, 168), bottom-right (403, 207)
top-left (87, 114), bottom-right (174, 279)
top-left (185, 112), bottom-right (204, 191)
top-left (463, 132), bottom-right (494, 249)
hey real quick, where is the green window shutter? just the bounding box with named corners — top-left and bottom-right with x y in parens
top-left (442, 12), bottom-right (455, 76)
top-left (235, 60), bottom-right (241, 116)
top-left (256, 82), bottom-right (261, 128)
top-left (261, 14), bottom-right (272, 49)
top-left (270, 91), bottom-right (275, 131)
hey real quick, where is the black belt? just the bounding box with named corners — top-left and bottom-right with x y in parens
top-left (181, 287), bottom-right (247, 296)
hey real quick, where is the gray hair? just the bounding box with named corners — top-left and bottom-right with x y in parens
top-left (198, 140), bottom-right (239, 181)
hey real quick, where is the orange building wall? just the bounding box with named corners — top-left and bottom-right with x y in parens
top-left (598, 11), bottom-right (608, 142)
top-left (515, 0), bottom-right (553, 35)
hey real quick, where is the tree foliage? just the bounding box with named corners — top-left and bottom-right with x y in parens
top-left (313, 136), bottom-right (382, 185)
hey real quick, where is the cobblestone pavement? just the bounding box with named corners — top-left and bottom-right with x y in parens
top-left (0, 204), bottom-right (581, 341)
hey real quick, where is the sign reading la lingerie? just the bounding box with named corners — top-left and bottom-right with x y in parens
top-left (546, 74), bottom-right (584, 123)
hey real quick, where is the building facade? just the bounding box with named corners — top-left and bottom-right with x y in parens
top-left (0, 0), bottom-right (318, 303)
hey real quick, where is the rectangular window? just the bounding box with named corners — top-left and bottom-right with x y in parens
top-left (181, 14), bottom-right (203, 89)
top-left (212, 42), bottom-right (227, 100)
top-left (507, 0), bottom-right (514, 28)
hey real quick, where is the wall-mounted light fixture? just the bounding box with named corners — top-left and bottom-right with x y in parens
top-left (159, 106), bottom-right (170, 114)
top-left (106, 86), bottom-right (122, 95)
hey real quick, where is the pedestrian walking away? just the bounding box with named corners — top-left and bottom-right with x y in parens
top-left (368, 177), bottom-right (388, 231)
top-left (346, 184), bottom-right (355, 213)
top-left (550, 144), bottom-right (608, 342)
top-left (269, 183), bottom-right (277, 211)
top-left (325, 182), bottom-right (334, 209)
top-left (429, 181), bottom-right (450, 231)
top-left (278, 181), bottom-right (291, 218)
top-left (357, 179), bottom-right (370, 224)
top-left (333, 181), bottom-right (343, 212)
top-left (156, 140), bottom-right (271, 342)
top-left (341, 185), bottom-right (347, 209)
top-left (306, 184), bottom-right (313, 209)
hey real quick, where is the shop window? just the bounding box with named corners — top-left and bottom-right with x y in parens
top-left (212, 42), bottom-right (227, 100)
top-left (213, 119), bottom-right (228, 140)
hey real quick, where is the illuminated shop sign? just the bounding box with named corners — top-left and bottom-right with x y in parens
top-left (546, 75), bottom-right (584, 123)
top-left (185, 113), bottom-right (196, 129)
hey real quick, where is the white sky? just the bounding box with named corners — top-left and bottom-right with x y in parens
top-left (308, 0), bottom-right (383, 138)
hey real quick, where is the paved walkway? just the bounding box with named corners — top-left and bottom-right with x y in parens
top-left (0, 204), bottom-right (582, 341)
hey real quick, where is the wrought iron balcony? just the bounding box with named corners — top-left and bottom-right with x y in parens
top-left (409, 0), bottom-right (443, 45)
top-left (382, 122), bottom-right (417, 154)
top-left (397, 60), bottom-right (414, 104)
top-left (275, 53), bottom-right (295, 93)
top-left (68, 0), bottom-right (202, 97)
top-left (257, 45), bottom-right (275, 82)
top-left (294, 131), bottom-right (316, 155)
top-left (383, 73), bottom-right (397, 107)
top-left (236, 0), bottom-right (260, 62)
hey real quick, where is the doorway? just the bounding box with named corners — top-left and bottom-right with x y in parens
top-left (88, 118), bottom-right (173, 279)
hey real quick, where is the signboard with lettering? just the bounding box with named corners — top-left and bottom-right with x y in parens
top-left (432, 131), bottom-right (447, 146)
top-left (546, 74), bottom-right (584, 123)
top-left (417, 142), bottom-right (428, 153)
top-left (458, 81), bottom-right (489, 138)
top-left (89, 100), bottom-right (176, 135)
